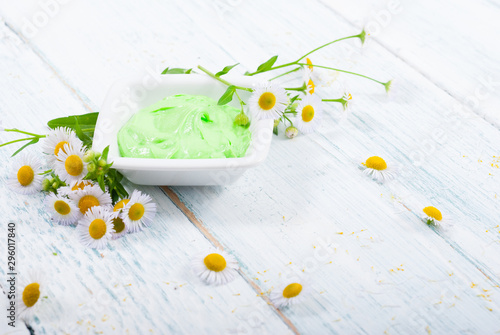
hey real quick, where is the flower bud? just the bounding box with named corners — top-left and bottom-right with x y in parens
top-left (98, 159), bottom-right (107, 167)
top-left (52, 182), bottom-right (58, 189)
top-left (273, 119), bottom-right (280, 127)
top-left (42, 179), bottom-right (50, 191)
top-left (87, 162), bottom-right (96, 173)
top-left (83, 150), bottom-right (95, 163)
top-left (234, 113), bottom-right (250, 127)
top-left (285, 126), bottom-right (299, 139)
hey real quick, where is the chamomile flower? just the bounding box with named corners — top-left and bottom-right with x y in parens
top-left (58, 179), bottom-right (95, 196)
top-left (192, 249), bottom-right (239, 285)
top-left (339, 91), bottom-right (353, 112)
top-left (45, 193), bottom-right (80, 225)
top-left (77, 206), bottom-right (113, 249)
top-left (54, 142), bottom-right (88, 183)
top-left (361, 156), bottom-right (399, 183)
top-left (294, 94), bottom-right (323, 134)
top-left (121, 190), bottom-right (156, 233)
top-left (7, 152), bottom-right (43, 195)
top-left (42, 127), bottom-right (81, 165)
top-left (109, 198), bottom-right (130, 239)
top-left (248, 82), bottom-right (289, 120)
top-left (270, 279), bottom-right (311, 308)
top-left (68, 184), bottom-right (112, 215)
top-left (421, 205), bottom-right (450, 227)
top-left (17, 270), bottom-right (45, 321)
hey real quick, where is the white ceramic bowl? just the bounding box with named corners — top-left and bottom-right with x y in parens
top-left (93, 73), bottom-right (273, 186)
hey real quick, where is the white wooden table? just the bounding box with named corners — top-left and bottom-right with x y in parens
top-left (1, 0), bottom-right (500, 334)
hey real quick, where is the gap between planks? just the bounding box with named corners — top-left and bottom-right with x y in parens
top-left (161, 186), bottom-right (301, 335)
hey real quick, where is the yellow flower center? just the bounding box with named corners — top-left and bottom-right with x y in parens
top-left (301, 105), bottom-right (315, 122)
top-left (128, 203), bottom-right (145, 221)
top-left (17, 165), bottom-right (34, 186)
top-left (22, 283), bottom-right (40, 308)
top-left (54, 141), bottom-right (69, 155)
top-left (203, 253), bottom-right (227, 272)
top-left (54, 200), bottom-right (71, 215)
top-left (258, 92), bottom-right (277, 110)
top-left (283, 283), bottom-right (302, 299)
top-left (365, 156), bottom-right (387, 171)
top-left (112, 217), bottom-right (126, 234)
top-left (65, 155), bottom-right (83, 176)
top-left (113, 199), bottom-right (130, 212)
top-left (423, 206), bottom-right (442, 221)
top-left (306, 58), bottom-right (313, 71)
top-left (89, 218), bottom-right (107, 239)
top-left (71, 180), bottom-right (91, 191)
top-left (308, 79), bottom-right (315, 94)
top-left (78, 195), bottom-right (99, 214)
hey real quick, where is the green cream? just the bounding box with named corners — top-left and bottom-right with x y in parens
top-left (117, 94), bottom-right (251, 159)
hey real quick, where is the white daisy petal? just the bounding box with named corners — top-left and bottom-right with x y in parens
top-left (45, 194), bottom-right (80, 225)
top-left (121, 190), bottom-right (156, 233)
top-left (248, 82), bottom-right (289, 120)
top-left (7, 152), bottom-right (43, 195)
top-left (270, 279), bottom-right (311, 309)
top-left (294, 94), bottom-right (323, 134)
top-left (77, 206), bottom-right (114, 249)
top-left (361, 156), bottom-right (400, 183)
top-left (42, 127), bottom-right (81, 166)
top-left (192, 249), bottom-right (239, 285)
top-left (68, 184), bottom-right (112, 215)
top-left (54, 142), bottom-right (88, 183)
top-left (16, 269), bottom-right (45, 322)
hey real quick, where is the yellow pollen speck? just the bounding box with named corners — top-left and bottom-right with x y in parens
top-left (114, 199), bottom-right (130, 212)
top-left (22, 283), bottom-right (40, 307)
top-left (258, 92), bottom-right (277, 110)
top-left (308, 79), bottom-right (315, 94)
top-left (78, 195), bottom-right (100, 214)
top-left (54, 200), bottom-right (71, 215)
top-left (65, 155), bottom-right (84, 176)
top-left (17, 165), bottom-right (34, 186)
top-left (112, 217), bottom-right (126, 233)
top-left (54, 141), bottom-right (69, 155)
top-left (283, 283), bottom-right (302, 298)
top-left (204, 253), bottom-right (226, 272)
top-left (423, 206), bottom-right (443, 221)
top-left (301, 105), bottom-right (315, 122)
top-left (128, 203), bottom-right (145, 220)
top-left (89, 219), bottom-right (107, 239)
top-left (365, 156), bottom-right (387, 171)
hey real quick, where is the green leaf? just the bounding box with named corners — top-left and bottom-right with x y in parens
top-left (101, 145), bottom-right (110, 162)
top-left (73, 117), bottom-right (92, 148)
top-left (255, 55), bottom-right (278, 74)
top-left (11, 137), bottom-right (39, 157)
top-left (161, 67), bottom-right (193, 75)
top-left (47, 112), bottom-right (98, 139)
top-left (217, 85), bottom-right (236, 105)
top-left (290, 94), bottom-right (300, 104)
top-left (97, 174), bottom-right (105, 192)
top-left (215, 63), bottom-right (239, 77)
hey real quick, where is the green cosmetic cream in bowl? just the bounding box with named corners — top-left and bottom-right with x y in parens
top-left (93, 74), bottom-right (273, 186)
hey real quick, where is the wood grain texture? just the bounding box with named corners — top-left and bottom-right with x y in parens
top-left (0, 23), bottom-right (293, 335)
top-left (1, 0), bottom-right (500, 334)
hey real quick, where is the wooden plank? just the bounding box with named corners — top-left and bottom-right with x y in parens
top-left (1, 0), bottom-right (500, 333)
top-left (0, 23), bottom-right (294, 334)
top-left (317, 0), bottom-right (500, 128)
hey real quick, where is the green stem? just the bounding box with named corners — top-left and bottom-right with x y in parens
top-left (269, 67), bottom-right (301, 81)
top-left (295, 34), bottom-right (360, 62)
top-left (322, 98), bottom-right (343, 103)
top-left (282, 114), bottom-right (294, 126)
top-left (4, 128), bottom-right (46, 138)
top-left (296, 63), bottom-right (385, 85)
top-left (0, 137), bottom-right (34, 148)
top-left (38, 169), bottom-right (52, 175)
top-left (197, 65), bottom-right (253, 92)
top-left (285, 87), bottom-right (306, 92)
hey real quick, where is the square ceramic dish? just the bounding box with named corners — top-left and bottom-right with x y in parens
top-left (92, 73), bottom-right (273, 186)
